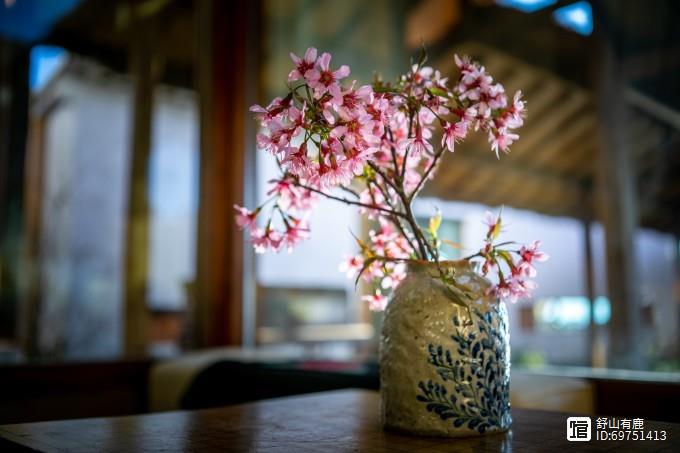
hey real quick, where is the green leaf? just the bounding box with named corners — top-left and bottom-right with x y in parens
top-left (491, 206), bottom-right (504, 241)
top-left (497, 250), bottom-right (514, 268)
top-left (428, 211), bottom-right (442, 238)
top-left (491, 220), bottom-right (501, 241)
top-left (427, 87), bottom-right (449, 98)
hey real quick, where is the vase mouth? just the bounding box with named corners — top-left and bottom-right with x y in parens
top-left (406, 259), bottom-right (473, 273)
top-left (405, 259), bottom-right (493, 300)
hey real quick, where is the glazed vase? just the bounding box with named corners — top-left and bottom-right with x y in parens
top-left (379, 260), bottom-right (511, 437)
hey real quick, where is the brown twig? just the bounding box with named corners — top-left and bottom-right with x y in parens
top-left (291, 180), bottom-right (407, 219)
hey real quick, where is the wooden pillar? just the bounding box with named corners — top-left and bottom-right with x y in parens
top-left (20, 108), bottom-right (49, 357)
top-left (583, 217), bottom-right (608, 368)
top-left (582, 218), bottom-right (595, 364)
top-left (594, 25), bottom-right (642, 369)
top-left (193, 0), bottom-right (259, 347)
top-left (0, 40), bottom-right (29, 346)
top-left (579, 178), bottom-right (606, 368)
top-left (123, 17), bottom-right (159, 357)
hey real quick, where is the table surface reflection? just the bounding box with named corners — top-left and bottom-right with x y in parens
top-left (0, 389), bottom-right (677, 452)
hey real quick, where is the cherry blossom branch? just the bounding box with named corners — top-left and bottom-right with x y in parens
top-left (400, 146), bottom-right (410, 181)
top-left (243, 47), bottom-right (536, 309)
top-left (405, 199), bottom-right (437, 260)
top-left (367, 161), bottom-right (402, 194)
top-left (368, 179), bottom-right (419, 255)
top-left (291, 180), bottom-right (407, 219)
top-left (408, 145), bottom-right (446, 202)
top-left (386, 129), bottom-right (401, 181)
top-left (339, 185), bottom-right (360, 198)
top-left (367, 162), bottom-right (429, 259)
top-left (368, 159), bottom-right (437, 261)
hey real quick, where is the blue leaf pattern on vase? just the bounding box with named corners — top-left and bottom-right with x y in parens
top-left (416, 303), bottom-right (511, 434)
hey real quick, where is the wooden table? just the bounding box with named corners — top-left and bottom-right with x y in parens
top-left (0, 389), bottom-right (677, 452)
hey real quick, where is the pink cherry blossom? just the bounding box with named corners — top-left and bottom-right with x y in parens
top-left (286, 104), bottom-right (307, 136)
top-left (410, 64), bottom-right (434, 85)
top-left (316, 157), bottom-right (353, 189)
top-left (281, 218), bottom-right (310, 252)
top-left (234, 205), bottom-right (258, 232)
top-left (342, 147), bottom-right (374, 176)
top-left (502, 91), bottom-right (526, 129)
top-left (482, 211), bottom-right (503, 237)
top-left (363, 290), bottom-right (388, 312)
top-left (306, 52), bottom-right (350, 101)
top-left (441, 114), bottom-right (473, 152)
top-left (477, 216), bottom-right (548, 304)
top-left (256, 119), bottom-right (291, 155)
top-left (335, 82), bottom-right (372, 115)
top-left (288, 47), bottom-right (318, 82)
top-left (339, 255), bottom-right (364, 278)
top-left (252, 227), bottom-right (283, 254)
top-left (249, 96), bottom-right (290, 125)
top-left (267, 178), bottom-right (315, 211)
top-left (281, 143), bottom-right (314, 178)
top-left (399, 125), bottom-right (433, 156)
top-left (489, 127), bottom-right (519, 158)
top-left (520, 240), bottom-right (549, 263)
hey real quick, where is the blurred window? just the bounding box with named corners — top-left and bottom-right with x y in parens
top-left (254, 148), bottom-right (368, 357)
top-left (24, 53), bottom-right (198, 360)
top-left (534, 296), bottom-right (611, 331)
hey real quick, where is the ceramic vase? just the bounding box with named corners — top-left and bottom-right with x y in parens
top-left (380, 260), bottom-right (511, 437)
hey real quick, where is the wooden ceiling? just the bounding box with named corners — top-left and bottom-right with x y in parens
top-left (44, 0), bottom-right (195, 86)
top-left (423, 42), bottom-right (680, 235)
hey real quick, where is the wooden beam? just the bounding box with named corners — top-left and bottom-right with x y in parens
top-left (629, 118), bottom-right (663, 162)
top-left (123, 15), bottom-right (159, 357)
top-left (531, 112), bottom-right (597, 169)
top-left (551, 140), bottom-right (597, 178)
top-left (512, 91), bottom-right (589, 158)
top-left (515, 79), bottom-right (564, 125)
top-left (480, 170), bottom-right (524, 208)
top-left (429, 150), bottom-right (585, 215)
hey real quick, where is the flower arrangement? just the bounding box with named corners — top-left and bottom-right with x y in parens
top-left (235, 47), bottom-right (547, 311)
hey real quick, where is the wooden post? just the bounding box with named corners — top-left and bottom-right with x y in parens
top-left (123, 17), bottom-right (158, 357)
top-left (582, 218), bottom-right (595, 364)
top-left (20, 110), bottom-right (48, 357)
top-left (0, 40), bottom-right (29, 349)
top-left (582, 216), bottom-right (609, 368)
top-left (577, 177), bottom-right (605, 368)
top-left (193, 0), bottom-right (258, 347)
top-left (594, 29), bottom-right (643, 369)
